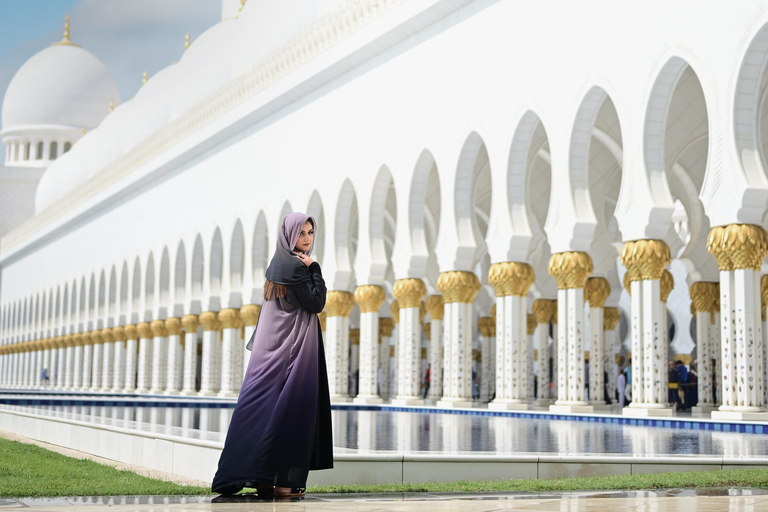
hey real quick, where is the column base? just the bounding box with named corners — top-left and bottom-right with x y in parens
top-left (135, 388), bottom-right (149, 394)
top-left (121, 388), bottom-right (136, 394)
top-left (435, 398), bottom-right (475, 408)
top-left (197, 390), bottom-right (217, 397)
top-left (532, 398), bottom-right (552, 408)
top-left (98, 387), bottom-right (112, 393)
top-left (163, 389), bottom-right (181, 396)
top-left (488, 400), bottom-right (530, 411)
top-left (217, 390), bottom-right (238, 398)
top-left (588, 402), bottom-right (612, 411)
top-left (391, 396), bottom-right (425, 406)
top-left (179, 389), bottom-right (198, 396)
top-left (691, 404), bottom-right (718, 416)
top-left (622, 405), bottom-right (675, 417)
top-left (330, 395), bottom-right (351, 403)
top-left (711, 410), bottom-right (768, 421)
top-left (353, 395), bottom-right (384, 404)
top-left (149, 388), bottom-right (165, 395)
top-left (550, 403), bottom-right (594, 414)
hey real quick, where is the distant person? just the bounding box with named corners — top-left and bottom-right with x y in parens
top-left (41, 367), bottom-right (48, 387)
top-left (422, 364), bottom-right (431, 398)
top-left (711, 358), bottom-right (717, 404)
top-left (688, 362), bottom-right (699, 409)
top-left (668, 361), bottom-right (679, 409)
top-left (617, 369), bottom-right (626, 407)
top-left (676, 360), bottom-right (689, 411)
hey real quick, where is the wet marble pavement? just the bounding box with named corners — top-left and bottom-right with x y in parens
top-left (2, 489), bottom-right (768, 511)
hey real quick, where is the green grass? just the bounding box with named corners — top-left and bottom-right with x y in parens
top-left (3, 436), bottom-right (768, 497)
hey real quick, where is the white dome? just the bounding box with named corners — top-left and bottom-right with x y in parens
top-left (2, 44), bottom-right (120, 131)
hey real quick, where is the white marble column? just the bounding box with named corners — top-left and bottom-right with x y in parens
top-left (100, 329), bottom-right (115, 392)
top-left (56, 337), bottom-right (67, 389)
top-left (586, 277), bottom-right (611, 408)
top-left (349, 328), bottom-right (360, 398)
top-left (165, 318), bottom-right (183, 395)
top-left (198, 311), bottom-right (220, 397)
top-left (378, 317), bottom-right (394, 399)
top-left (532, 299), bottom-right (555, 407)
top-left (135, 322), bottom-right (153, 393)
top-left (390, 301), bottom-right (399, 392)
top-left (43, 339), bottom-right (54, 387)
top-left (708, 224), bottom-right (768, 421)
top-left (111, 327), bottom-right (126, 391)
top-left (549, 252), bottom-right (594, 414)
top-left (551, 303), bottom-right (559, 400)
top-left (180, 315), bottom-right (200, 395)
top-left (149, 320), bottom-right (168, 394)
top-left (488, 262), bottom-right (535, 410)
top-left (72, 333), bottom-right (85, 390)
top-left (392, 279), bottom-right (427, 406)
top-left (324, 291), bottom-right (354, 402)
top-left (690, 282), bottom-right (718, 415)
top-left (526, 313), bottom-right (536, 402)
top-left (437, 271), bottom-right (480, 408)
top-left (603, 307), bottom-right (620, 405)
top-left (218, 309), bottom-right (241, 398)
top-left (90, 331), bottom-right (104, 391)
top-left (353, 285), bottom-right (386, 404)
top-left (123, 325), bottom-right (139, 393)
top-left (621, 240), bottom-right (673, 417)
top-left (478, 317), bottom-right (494, 402)
top-left (425, 295), bottom-right (444, 402)
top-left (240, 305), bottom-right (261, 379)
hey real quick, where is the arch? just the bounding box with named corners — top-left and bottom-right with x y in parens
top-left (407, 149), bottom-right (441, 281)
top-left (79, 277), bottom-right (87, 318)
top-left (132, 257), bottom-right (142, 312)
top-left (98, 270), bottom-right (106, 319)
top-left (145, 252), bottom-right (156, 311)
top-left (174, 241), bottom-right (187, 298)
top-left (735, 22), bottom-right (768, 185)
top-left (229, 220), bottom-right (245, 291)
top-left (120, 262), bottom-right (129, 312)
top-left (108, 266), bottom-right (117, 317)
top-left (279, 201), bottom-right (293, 232)
top-left (159, 246), bottom-right (171, 306)
top-left (454, 131), bottom-right (492, 256)
top-left (369, 166), bottom-right (397, 281)
top-left (210, 228), bottom-right (223, 295)
top-left (191, 234), bottom-right (204, 299)
top-left (252, 212), bottom-right (269, 283)
top-left (62, 283), bottom-right (69, 323)
top-left (335, 178), bottom-right (359, 272)
top-left (306, 191), bottom-right (325, 263)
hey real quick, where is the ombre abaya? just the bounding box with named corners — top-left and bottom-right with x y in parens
top-left (212, 213), bottom-right (333, 494)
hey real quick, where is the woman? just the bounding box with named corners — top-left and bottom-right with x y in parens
top-left (212, 212), bottom-right (333, 497)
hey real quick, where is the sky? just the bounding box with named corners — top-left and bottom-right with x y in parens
top-left (0, 0), bottom-right (222, 160)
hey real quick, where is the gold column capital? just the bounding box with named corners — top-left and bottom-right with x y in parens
top-left (150, 319), bottom-right (168, 337)
top-left (240, 305), bottom-right (261, 326)
top-left (73, 333), bottom-right (84, 346)
top-left (349, 328), bottom-right (360, 345)
top-left (552, 300), bottom-right (558, 324)
top-left (603, 307), bottom-right (621, 331)
top-left (623, 270), bottom-right (632, 297)
top-left (620, 239), bottom-right (670, 281)
top-left (490, 304), bottom-right (496, 319)
top-left (423, 322), bottom-right (431, 339)
top-left (199, 311), bottom-right (219, 331)
top-left (761, 275), bottom-right (768, 322)
top-left (100, 328), bottom-right (114, 343)
top-left (112, 326), bottom-right (126, 342)
top-left (548, 251), bottom-right (593, 289)
top-left (425, 295), bottom-right (444, 320)
top-left (318, 311), bottom-right (327, 331)
top-left (392, 278), bottom-right (427, 308)
top-left (585, 277), bottom-right (611, 308)
top-left (532, 299), bottom-right (555, 324)
top-left (181, 314), bottom-right (200, 333)
top-left (690, 281), bottom-right (718, 316)
top-left (379, 317), bottom-right (395, 337)
top-left (707, 224), bottom-right (768, 271)
top-left (527, 313), bottom-right (536, 335)
top-left (488, 261), bottom-right (535, 297)
top-left (137, 322), bottom-right (153, 339)
top-left (165, 317), bottom-right (182, 336)
top-left (218, 308), bottom-right (241, 329)
top-left (478, 316), bottom-right (495, 337)
top-left (660, 269), bottom-right (674, 303)
top-left (124, 324), bottom-right (138, 340)
top-left (390, 300), bottom-right (400, 322)
top-left (325, 291), bottom-right (355, 317)
top-left (436, 271), bottom-right (480, 304)
top-left (354, 285), bottom-right (387, 313)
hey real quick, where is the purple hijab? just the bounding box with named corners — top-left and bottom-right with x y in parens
top-left (265, 212), bottom-right (316, 285)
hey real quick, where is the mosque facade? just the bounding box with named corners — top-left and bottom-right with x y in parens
top-left (1, 0), bottom-right (768, 421)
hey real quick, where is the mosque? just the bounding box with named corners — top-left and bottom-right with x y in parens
top-left (2, 0), bottom-right (768, 449)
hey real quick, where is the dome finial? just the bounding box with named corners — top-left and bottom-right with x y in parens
top-left (142, 70), bottom-right (148, 85)
top-left (52, 14), bottom-right (81, 47)
top-left (81, 126), bottom-right (86, 136)
top-left (109, 100), bottom-right (114, 112)
top-left (185, 32), bottom-right (190, 51)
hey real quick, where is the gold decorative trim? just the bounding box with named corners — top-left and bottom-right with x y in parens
top-left (660, 270), bottom-right (674, 303)
top-left (150, 319), bottom-right (168, 337)
top-left (488, 261), bottom-right (535, 297)
top-left (349, 328), bottom-right (360, 345)
top-left (165, 317), bottom-right (182, 336)
top-left (436, 271), bottom-right (480, 304)
top-left (585, 277), bottom-right (610, 308)
top-left (137, 322), bottom-right (153, 339)
top-left (218, 308), bottom-right (241, 329)
top-left (199, 312), bottom-right (220, 332)
top-left (532, 299), bottom-right (555, 324)
top-left (707, 224), bottom-right (768, 271)
top-left (181, 315), bottom-right (200, 333)
top-left (393, 279), bottom-right (426, 309)
top-left (620, 239), bottom-right (670, 281)
top-left (527, 313), bottom-right (536, 335)
top-left (548, 252), bottom-right (593, 289)
top-left (477, 316), bottom-right (494, 337)
top-left (425, 295), bottom-right (444, 321)
top-left (325, 291), bottom-right (354, 317)
top-left (389, 300), bottom-right (400, 322)
top-left (690, 282), bottom-right (718, 316)
top-left (112, 326), bottom-right (126, 342)
top-left (354, 285), bottom-right (387, 313)
top-left (379, 317), bottom-right (395, 337)
top-left (603, 307), bottom-right (620, 331)
top-left (318, 311), bottom-right (327, 331)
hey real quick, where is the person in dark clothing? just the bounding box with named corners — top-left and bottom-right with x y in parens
top-left (676, 360), bottom-right (689, 411)
top-left (668, 361), bottom-right (679, 408)
top-left (687, 362), bottom-right (699, 409)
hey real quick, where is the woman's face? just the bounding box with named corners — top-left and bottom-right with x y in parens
top-left (295, 221), bottom-right (314, 253)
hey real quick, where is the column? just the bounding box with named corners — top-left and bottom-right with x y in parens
top-left (551, 302), bottom-right (558, 400)
top-left (324, 291), bottom-right (354, 402)
top-left (392, 278), bottom-right (427, 405)
top-left (218, 309), bottom-right (241, 397)
top-left (620, 239), bottom-right (673, 417)
top-left (90, 331), bottom-right (104, 391)
top-left (99, 329), bottom-right (114, 392)
top-left (603, 307), bottom-right (620, 405)
top-left (42, 339), bottom-right (53, 387)
top-left (436, 271), bottom-right (480, 408)
top-left (123, 324), bottom-right (139, 392)
top-left (532, 299), bottom-right (555, 407)
top-left (526, 313), bottom-right (536, 402)
top-left (180, 315), bottom-right (200, 395)
top-left (487, 262), bottom-right (535, 410)
top-left (586, 277), bottom-right (611, 409)
top-left (57, 336), bottom-right (67, 389)
top-left (198, 311), bottom-right (220, 397)
top-left (112, 327), bottom-right (126, 391)
top-left (353, 285), bottom-right (386, 404)
top-left (708, 224), bottom-right (768, 421)
top-left (378, 317), bottom-right (394, 399)
top-left (691, 282), bottom-right (718, 415)
top-left (149, 320), bottom-right (168, 394)
top-left (548, 252), bottom-right (594, 414)
top-left (390, 301), bottom-right (399, 389)
top-left (165, 318), bottom-right (183, 395)
top-left (763, 276), bottom-right (768, 408)
top-left (712, 287), bottom-right (721, 406)
top-left (240, 305), bottom-right (261, 378)
top-left (72, 333), bottom-right (84, 390)
top-left (478, 317), bottom-right (494, 402)
top-left (425, 295), bottom-right (444, 402)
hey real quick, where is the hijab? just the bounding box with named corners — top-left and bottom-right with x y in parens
top-left (264, 212), bottom-right (317, 285)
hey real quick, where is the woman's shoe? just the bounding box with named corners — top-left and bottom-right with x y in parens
top-left (256, 484), bottom-right (274, 497)
top-left (274, 486), bottom-right (305, 497)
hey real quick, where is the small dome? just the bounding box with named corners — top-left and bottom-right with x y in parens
top-left (2, 43), bottom-right (119, 131)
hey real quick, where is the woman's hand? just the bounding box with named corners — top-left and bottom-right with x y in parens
top-left (294, 251), bottom-right (314, 267)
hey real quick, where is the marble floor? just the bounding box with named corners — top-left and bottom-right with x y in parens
top-left (3, 490), bottom-right (768, 511)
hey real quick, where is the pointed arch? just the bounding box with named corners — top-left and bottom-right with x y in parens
top-left (307, 191), bottom-right (325, 264)
top-left (191, 234), bottom-right (204, 300)
top-left (210, 228), bottom-right (223, 295)
top-left (230, 220), bottom-right (245, 291)
top-left (252, 212), bottom-right (269, 284)
top-left (159, 246), bottom-right (171, 306)
top-left (454, 131), bottom-right (492, 265)
top-left (369, 165), bottom-right (397, 282)
top-left (108, 266), bottom-right (117, 318)
top-left (175, 240), bottom-right (187, 299)
top-left (132, 257), bottom-right (142, 312)
top-left (145, 252), bottom-right (156, 311)
top-left (335, 178), bottom-right (359, 273)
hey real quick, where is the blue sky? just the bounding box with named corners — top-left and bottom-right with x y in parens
top-left (0, 0), bottom-right (222, 159)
